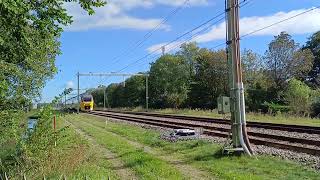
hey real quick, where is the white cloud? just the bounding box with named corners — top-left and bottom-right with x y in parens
top-left (65, 0), bottom-right (209, 31)
top-left (148, 7), bottom-right (320, 53)
top-left (66, 81), bottom-right (74, 89)
top-left (194, 7), bottom-right (320, 43)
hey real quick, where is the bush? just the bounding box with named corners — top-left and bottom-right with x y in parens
top-left (285, 79), bottom-right (312, 115)
top-left (262, 102), bottom-right (290, 114)
top-left (0, 110), bottom-right (22, 174)
top-left (1, 106), bottom-right (69, 178)
top-left (311, 97), bottom-right (320, 117)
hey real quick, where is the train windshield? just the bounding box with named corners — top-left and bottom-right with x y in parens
top-left (82, 97), bottom-right (92, 102)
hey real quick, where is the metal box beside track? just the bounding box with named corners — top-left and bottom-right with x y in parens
top-left (218, 96), bottom-right (230, 114)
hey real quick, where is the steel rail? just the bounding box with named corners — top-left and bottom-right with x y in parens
top-left (87, 111), bottom-right (320, 156)
top-left (97, 110), bottom-right (320, 134)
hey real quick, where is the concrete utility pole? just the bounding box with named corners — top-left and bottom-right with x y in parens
top-left (77, 72), bottom-right (80, 114)
top-left (146, 75), bottom-right (149, 112)
top-left (64, 89), bottom-right (67, 108)
top-left (103, 87), bottom-right (106, 109)
top-left (226, 0), bottom-right (252, 155)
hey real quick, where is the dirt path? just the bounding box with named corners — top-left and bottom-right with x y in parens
top-left (65, 120), bottom-right (138, 180)
top-left (79, 115), bottom-right (214, 180)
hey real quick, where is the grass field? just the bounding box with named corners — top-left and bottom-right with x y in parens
top-left (63, 113), bottom-right (320, 180)
top-left (114, 107), bottom-right (320, 127)
top-left (24, 113), bottom-right (118, 179)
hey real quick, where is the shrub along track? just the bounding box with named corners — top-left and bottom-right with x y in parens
top-left (88, 110), bottom-right (320, 156)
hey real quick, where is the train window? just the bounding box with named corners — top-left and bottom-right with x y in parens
top-left (82, 97), bottom-right (92, 102)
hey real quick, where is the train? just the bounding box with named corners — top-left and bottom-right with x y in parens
top-left (80, 94), bottom-right (94, 111)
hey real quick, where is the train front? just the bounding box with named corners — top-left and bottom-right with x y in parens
top-left (80, 95), bottom-right (94, 111)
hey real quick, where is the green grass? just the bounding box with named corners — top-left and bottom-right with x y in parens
top-left (0, 110), bottom-right (38, 175)
top-left (75, 114), bottom-right (320, 180)
top-left (67, 115), bottom-right (185, 180)
top-left (23, 114), bottom-right (117, 179)
top-left (118, 107), bottom-right (320, 127)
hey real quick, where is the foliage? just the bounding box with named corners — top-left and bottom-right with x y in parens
top-left (264, 32), bottom-right (314, 93)
top-left (122, 75), bottom-right (146, 107)
top-left (0, 110), bottom-right (22, 174)
top-left (20, 107), bottom-right (62, 173)
top-left (311, 97), bottom-right (320, 118)
top-left (149, 55), bottom-right (190, 108)
top-left (88, 33), bottom-right (317, 117)
top-left (177, 42), bottom-right (200, 78)
top-left (304, 31), bottom-right (320, 87)
top-left (188, 49), bottom-right (228, 108)
top-left (241, 49), bottom-right (269, 89)
top-left (0, 0), bottom-right (106, 110)
top-left (262, 102), bottom-right (290, 114)
top-left (245, 86), bottom-right (269, 111)
top-left (91, 85), bottom-right (107, 107)
top-left (284, 78), bottom-right (313, 115)
top-left (90, 75), bottom-right (146, 108)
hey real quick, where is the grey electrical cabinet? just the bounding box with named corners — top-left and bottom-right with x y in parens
top-left (217, 96), bottom-right (230, 114)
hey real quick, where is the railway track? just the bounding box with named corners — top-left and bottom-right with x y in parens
top-left (87, 110), bottom-right (320, 156)
top-left (100, 110), bottom-right (320, 134)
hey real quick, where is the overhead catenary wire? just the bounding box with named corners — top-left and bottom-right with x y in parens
top-left (116, 0), bottom-right (253, 72)
top-left (125, 16), bottom-right (227, 71)
top-left (116, 13), bottom-right (226, 72)
top-left (106, 0), bottom-right (190, 69)
top-left (240, 5), bottom-right (320, 39)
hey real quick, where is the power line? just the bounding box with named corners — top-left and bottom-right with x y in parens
top-left (208, 2), bottom-right (318, 50)
top-left (240, 5), bottom-right (320, 38)
top-left (116, 13), bottom-right (226, 72)
top-left (116, 0), bottom-right (252, 72)
top-left (107, 0), bottom-right (190, 69)
top-left (121, 17), bottom-right (226, 71)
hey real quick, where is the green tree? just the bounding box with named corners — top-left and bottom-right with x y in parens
top-left (109, 83), bottom-right (125, 107)
top-left (242, 49), bottom-right (265, 88)
top-left (285, 78), bottom-right (312, 115)
top-left (241, 49), bottom-right (273, 111)
top-left (0, 0), bottom-right (106, 110)
top-left (177, 42), bottom-right (200, 78)
top-left (123, 75), bottom-right (146, 107)
top-left (105, 83), bottom-right (120, 108)
top-left (303, 31), bottom-right (320, 87)
top-left (188, 49), bottom-right (228, 109)
top-left (91, 85), bottom-right (106, 107)
top-left (149, 55), bottom-right (189, 108)
top-left (264, 32), bottom-right (314, 98)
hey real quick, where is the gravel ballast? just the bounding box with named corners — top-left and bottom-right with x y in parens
top-left (87, 113), bottom-right (320, 170)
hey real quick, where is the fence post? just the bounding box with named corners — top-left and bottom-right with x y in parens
top-left (53, 115), bottom-right (56, 147)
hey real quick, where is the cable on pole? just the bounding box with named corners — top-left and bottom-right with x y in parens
top-left (116, 0), bottom-right (253, 72)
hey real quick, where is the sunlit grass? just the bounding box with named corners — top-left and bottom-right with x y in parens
top-left (68, 115), bottom-right (185, 180)
top-left (25, 113), bottom-right (118, 179)
top-left (77, 114), bottom-right (320, 179)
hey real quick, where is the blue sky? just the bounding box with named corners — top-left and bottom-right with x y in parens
top-left (41, 0), bottom-right (320, 102)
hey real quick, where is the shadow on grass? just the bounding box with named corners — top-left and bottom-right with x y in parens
top-left (191, 147), bottom-right (244, 162)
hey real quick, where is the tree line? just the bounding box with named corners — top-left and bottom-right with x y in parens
top-left (0, 0), bottom-right (105, 176)
top-left (89, 31), bottom-right (320, 117)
